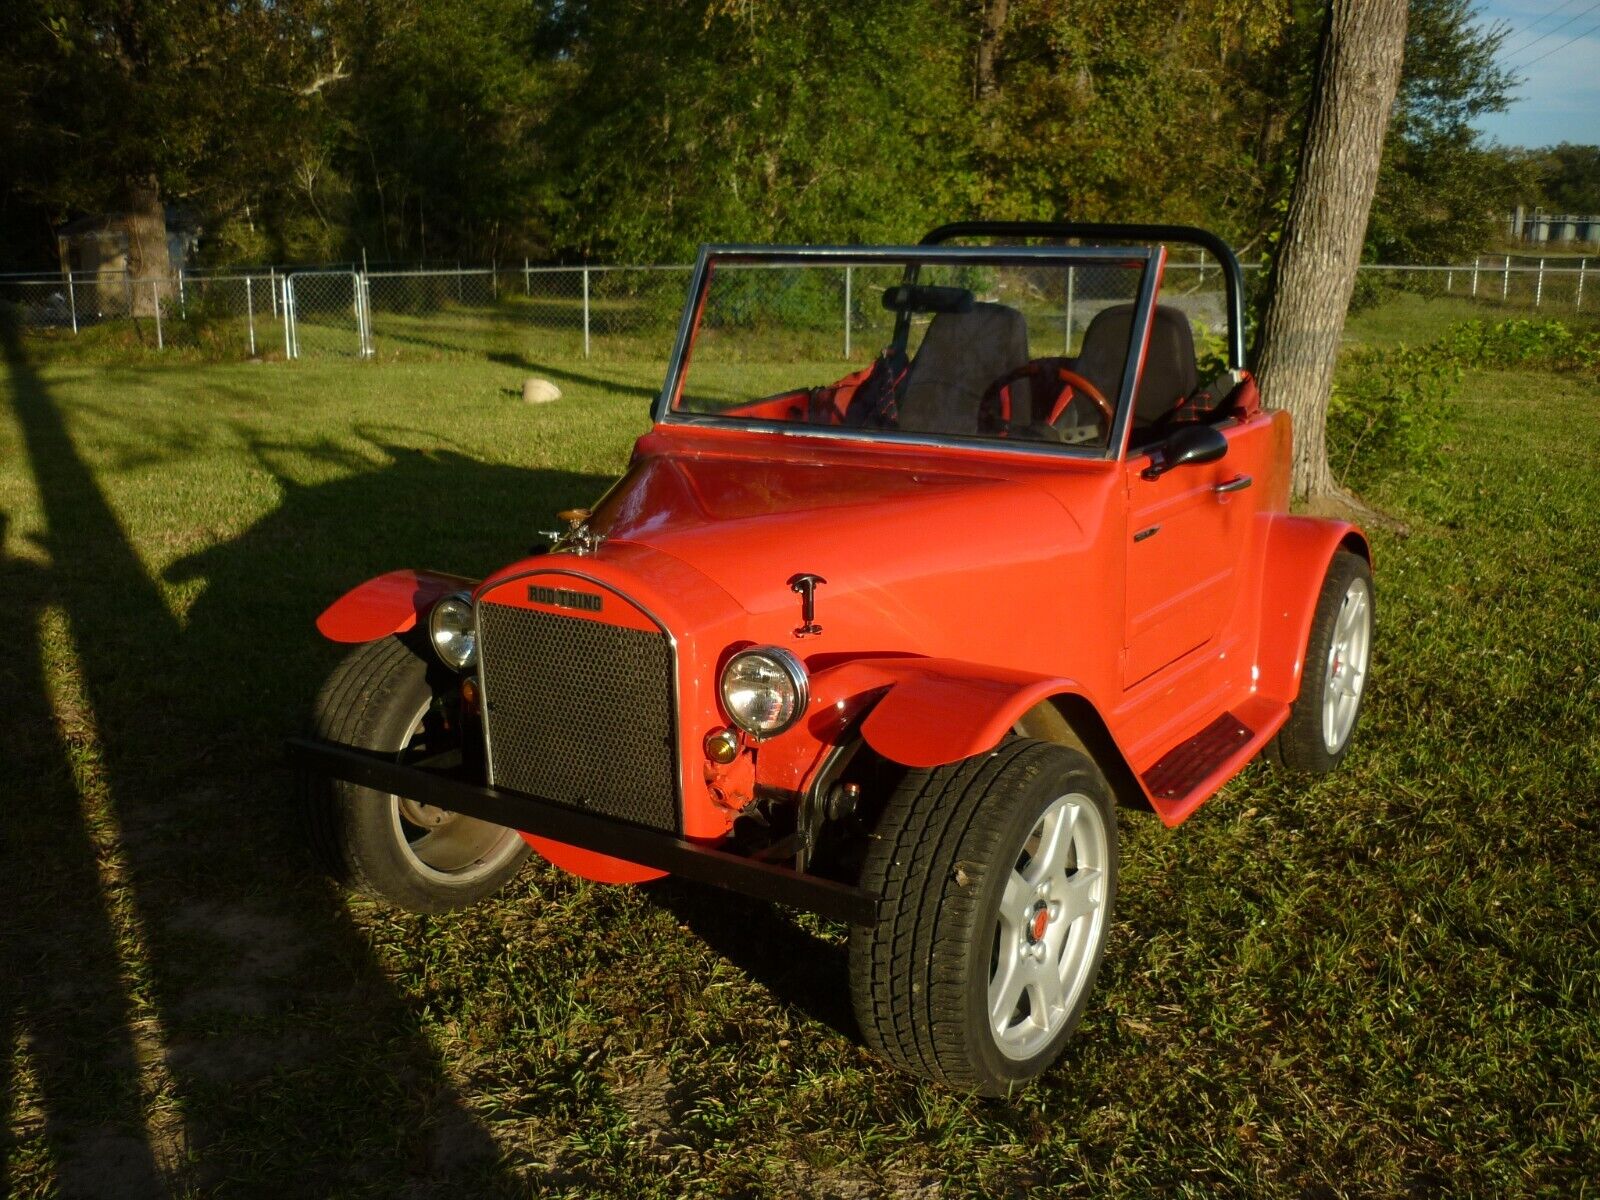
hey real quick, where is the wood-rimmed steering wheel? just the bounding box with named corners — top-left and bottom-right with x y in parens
top-left (979, 359), bottom-right (1113, 439)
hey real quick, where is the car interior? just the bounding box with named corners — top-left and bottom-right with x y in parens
top-left (888, 294), bottom-right (1210, 449)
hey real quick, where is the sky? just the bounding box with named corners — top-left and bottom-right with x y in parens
top-left (1471, 0), bottom-right (1600, 147)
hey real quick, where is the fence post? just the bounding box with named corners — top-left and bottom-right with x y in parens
top-left (67, 271), bottom-right (78, 335)
top-left (351, 272), bottom-right (363, 356)
top-left (178, 268), bottom-right (186, 319)
top-left (1472, 256), bottom-right (1480, 297)
top-left (843, 266), bottom-right (852, 359)
top-left (1446, 268), bottom-right (1453, 293)
top-left (524, 257), bottom-right (530, 296)
top-left (152, 280), bottom-right (163, 350)
top-left (1198, 249), bottom-right (1207, 286)
top-left (1502, 258), bottom-right (1510, 301)
top-left (1064, 267), bottom-right (1076, 354)
top-left (123, 269), bottom-right (133, 316)
top-left (283, 276), bottom-right (294, 359)
top-left (491, 261), bottom-right (497, 301)
top-left (269, 268), bottom-right (278, 317)
top-left (1578, 258), bottom-right (1587, 311)
top-left (246, 275), bottom-right (256, 356)
top-left (1536, 257), bottom-right (1544, 308)
top-left (582, 267), bottom-right (591, 359)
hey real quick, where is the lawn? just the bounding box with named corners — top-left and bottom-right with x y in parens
top-left (1, 308), bottom-right (1596, 1197)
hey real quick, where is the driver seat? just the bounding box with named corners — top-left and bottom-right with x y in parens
top-left (896, 302), bottom-right (1030, 436)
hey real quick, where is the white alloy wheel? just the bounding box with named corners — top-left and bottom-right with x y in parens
top-left (988, 792), bottom-right (1110, 1060)
top-left (1321, 575), bottom-right (1372, 754)
top-left (390, 701), bottom-right (526, 885)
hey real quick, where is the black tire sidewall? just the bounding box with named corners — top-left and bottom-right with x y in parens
top-left (310, 638), bottom-right (528, 913)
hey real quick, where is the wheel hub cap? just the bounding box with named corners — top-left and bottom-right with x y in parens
top-left (1028, 903), bottom-right (1050, 944)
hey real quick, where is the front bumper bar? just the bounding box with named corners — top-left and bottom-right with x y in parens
top-left (286, 736), bottom-right (879, 925)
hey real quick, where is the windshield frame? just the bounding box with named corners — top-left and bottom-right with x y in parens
top-left (654, 243), bottom-right (1165, 462)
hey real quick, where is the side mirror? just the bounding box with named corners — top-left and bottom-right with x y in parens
top-left (1141, 424), bottom-right (1227, 480)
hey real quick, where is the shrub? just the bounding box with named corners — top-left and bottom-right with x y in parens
top-left (1329, 316), bottom-right (1599, 487)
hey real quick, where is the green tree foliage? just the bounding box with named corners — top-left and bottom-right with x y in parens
top-left (0, 0), bottom-right (1544, 269)
top-left (1515, 143), bottom-right (1600, 214)
top-left (967, 0), bottom-right (1299, 246)
top-left (538, 1), bottom-right (975, 258)
top-left (0, 1), bottom-right (344, 259)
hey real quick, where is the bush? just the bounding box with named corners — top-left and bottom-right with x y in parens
top-left (1329, 316), bottom-right (1599, 487)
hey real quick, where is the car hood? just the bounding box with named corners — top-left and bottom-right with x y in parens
top-left (583, 437), bottom-right (1092, 644)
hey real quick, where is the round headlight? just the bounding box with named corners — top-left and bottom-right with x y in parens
top-left (719, 647), bottom-right (808, 739)
top-left (427, 593), bottom-right (478, 670)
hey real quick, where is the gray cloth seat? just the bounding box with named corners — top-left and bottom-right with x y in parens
top-left (896, 302), bottom-right (1030, 435)
top-left (1073, 303), bottom-right (1198, 433)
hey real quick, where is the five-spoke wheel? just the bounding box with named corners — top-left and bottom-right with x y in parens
top-left (850, 739), bottom-right (1118, 1095)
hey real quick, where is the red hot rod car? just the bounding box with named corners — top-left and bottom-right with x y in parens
top-left (292, 221), bottom-right (1373, 1095)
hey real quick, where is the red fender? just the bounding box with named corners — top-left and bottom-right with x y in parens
top-left (315, 568), bottom-right (477, 644)
top-left (1254, 517), bottom-right (1370, 704)
top-left (807, 656), bottom-right (1112, 771)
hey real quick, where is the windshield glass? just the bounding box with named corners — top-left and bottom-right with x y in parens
top-left (668, 251), bottom-right (1155, 451)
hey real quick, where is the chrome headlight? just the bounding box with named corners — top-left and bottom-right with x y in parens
top-left (427, 593), bottom-right (478, 670)
top-left (719, 646), bottom-right (808, 739)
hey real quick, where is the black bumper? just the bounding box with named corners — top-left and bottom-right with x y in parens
top-left (286, 736), bottom-right (879, 925)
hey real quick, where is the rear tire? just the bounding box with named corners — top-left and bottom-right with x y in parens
top-left (299, 637), bottom-right (529, 913)
top-left (848, 740), bottom-right (1117, 1096)
top-left (1267, 548), bottom-right (1374, 775)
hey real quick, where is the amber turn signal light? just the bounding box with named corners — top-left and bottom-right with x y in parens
top-left (704, 728), bottom-right (740, 764)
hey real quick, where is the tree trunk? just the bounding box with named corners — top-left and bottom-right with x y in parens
top-left (120, 175), bottom-right (172, 317)
top-left (1251, 0), bottom-right (1407, 501)
top-left (976, 0), bottom-right (1009, 103)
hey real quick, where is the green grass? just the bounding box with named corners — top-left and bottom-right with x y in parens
top-left (1, 307), bottom-right (1597, 1197)
top-left (1343, 289), bottom-right (1600, 348)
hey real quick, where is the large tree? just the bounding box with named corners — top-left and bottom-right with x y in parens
top-left (1251, 0), bottom-right (1409, 503)
top-left (0, 1), bottom-right (349, 282)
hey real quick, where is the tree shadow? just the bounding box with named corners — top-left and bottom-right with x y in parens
top-left (0, 511), bottom-right (168, 1198)
top-left (0, 321), bottom-right (613, 1194)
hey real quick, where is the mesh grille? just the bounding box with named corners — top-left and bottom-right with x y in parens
top-left (477, 600), bottom-right (679, 832)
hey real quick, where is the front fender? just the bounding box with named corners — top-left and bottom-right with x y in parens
top-left (315, 569), bottom-right (478, 644)
top-left (805, 657), bottom-right (1095, 770)
top-left (1254, 517), bottom-right (1370, 704)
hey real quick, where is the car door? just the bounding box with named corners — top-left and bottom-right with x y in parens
top-left (1121, 420), bottom-right (1262, 688)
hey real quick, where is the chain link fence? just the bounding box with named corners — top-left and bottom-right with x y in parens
top-left (1, 253), bottom-right (1591, 365)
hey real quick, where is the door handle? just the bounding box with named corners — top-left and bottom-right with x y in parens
top-left (1214, 474), bottom-right (1253, 495)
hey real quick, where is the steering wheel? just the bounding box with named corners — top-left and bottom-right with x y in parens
top-left (979, 359), bottom-right (1113, 440)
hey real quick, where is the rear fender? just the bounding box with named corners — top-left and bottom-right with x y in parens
top-left (1254, 518), bottom-right (1370, 704)
top-left (315, 569), bottom-right (478, 644)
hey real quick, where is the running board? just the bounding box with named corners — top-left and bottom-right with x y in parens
top-left (1138, 699), bottom-right (1288, 826)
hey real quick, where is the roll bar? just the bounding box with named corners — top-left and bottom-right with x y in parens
top-left (920, 220), bottom-right (1247, 370)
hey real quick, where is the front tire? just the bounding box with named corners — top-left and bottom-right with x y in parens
top-left (299, 636), bottom-right (529, 913)
top-left (848, 740), bottom-right (1117, 1096)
